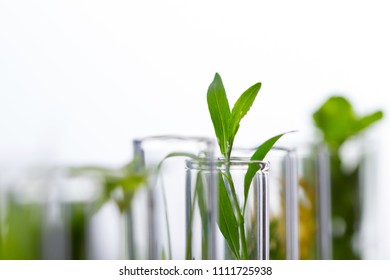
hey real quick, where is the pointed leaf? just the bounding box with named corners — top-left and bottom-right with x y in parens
top-left (207, 73), bottom-right (231, 156)
top-left (352, 110), bottom-right (383, 135)
top-left (217, 172), bottom-right (240, 259)
top-left (157, 152), bottom-right (198, 171)
top-left (229, 83), bottom-right (261, 153)
top-left (243, 132), bottom-right (293, 210)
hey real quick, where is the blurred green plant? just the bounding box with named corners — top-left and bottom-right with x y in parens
top-left (73, 158), bottom-right (147, 214)
top-left (0, 202), bottom-right (43, 260)
top-left (68, 158), bottom-right (147, 259)
top-left (313, 95), bottom-right (383, 259)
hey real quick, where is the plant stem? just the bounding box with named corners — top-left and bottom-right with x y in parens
top-left (222, 165), bottom-right (249, 260)
top-left (238, 216), bottom-right (248, 260)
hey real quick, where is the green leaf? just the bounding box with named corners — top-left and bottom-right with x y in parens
top-left (157, 152), bottom-right (198, 171)
top-left (229, 83), bottom-right (261, 156)
top-left (352, 110), bottom-right (383, 135)
top-left (120, 175), bottom-right (146, 192)
top-left (156, 151), bottom-right (199, 260)
top-left (207, 73), bottom-right (231, 157)
top-left (186, 172), bottom-right (209, 260)
top-left (313, 96), bottom-right (356, 148)
top-left (313, 96), bottom-right (384, 150)
top-left (217, 172), bottom-right (240, 259)
top-left (196, 173), bottom-right (209, 260)
top-left (243, 132), bottom-right (292, 211)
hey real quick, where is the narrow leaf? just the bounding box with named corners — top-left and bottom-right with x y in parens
top-left (243, 131), bottom-right (294, 210)
top-left (229, 83), bottom-right (261, 154)
top-left (157, 152), bottom-right (198, 171)
top-left (352, 110), bottom-right (383, 135)
top-left (195, 172), bottom-right (209, 259)
top-left (207, 73), bottom-right (231, 156)
top-left (185, 172), bottom-right (198, 260)
top-left (217, 172), bottom-right (240, 259)
top-left (155, 151), bottom-right (199, 260)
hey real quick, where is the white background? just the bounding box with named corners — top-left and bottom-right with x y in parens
top-left (1, 1), bottom-right (389, 258)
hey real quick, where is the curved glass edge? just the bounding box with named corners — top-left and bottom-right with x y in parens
top-left (185, 157), bottom-right (270, 173)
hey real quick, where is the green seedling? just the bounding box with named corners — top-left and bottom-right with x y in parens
top-left (207, 73), bottom-right (290, 259)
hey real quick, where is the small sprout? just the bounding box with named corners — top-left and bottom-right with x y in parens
top-left (207, 73), bottom-right (291, 259)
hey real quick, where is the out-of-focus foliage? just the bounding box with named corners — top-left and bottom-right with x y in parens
top-left (0, 202), bottom-right (43, 259)
top-left (72, 158), bottom-right (147, 213)
top-left (313, 95), bottom-right (383, 260)
top-left (0, 160), bottom-right (147, 260)
top-left (313, 96), bottom-right (383, 150)
top-left (269, 218), bottom-right (285, 259)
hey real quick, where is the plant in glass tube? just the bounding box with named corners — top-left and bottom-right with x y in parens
top-left (313, 96), bottom-right (383, 259)
top-left (206, 73), bottom-right (292, 259)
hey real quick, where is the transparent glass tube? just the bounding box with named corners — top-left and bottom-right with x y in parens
top-left (133, 135), bottom-right (216, 260)
top-left (233, 147), bottom-right (299, 260)
top-left (185, 157), bottom-right (269, 260)
top-left (239, 144), bottom-right (332, 260)
top-left (295, 144), bottom-right (331, 260)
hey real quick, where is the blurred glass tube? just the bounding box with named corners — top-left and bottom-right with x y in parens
top-left (133, 135), bottom-right (216, 260)
top-left (295, 144), bottom-right (332, 259)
